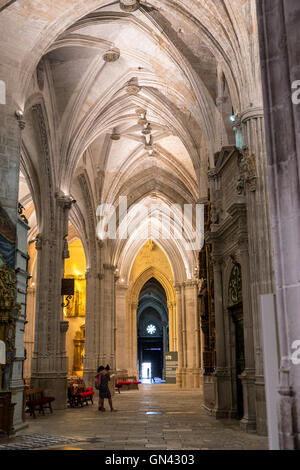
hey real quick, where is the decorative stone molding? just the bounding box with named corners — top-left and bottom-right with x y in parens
top-left (237, 107), bottom-right (264, 124)
top-left (31, 103), bottom-right (55, 230)
top-left (237, 147), bottom-right (258, 193)
top-left (35, 234), bottom-right (43, 251)
top-left (208, 169), bottom-right (218, 181)
top-left (210, 204), bottom-right (219, 224)
top-left (60, 321), bottom-right (69, 333)
top-left (103, 47), bottom-right (120, 63)
top-left (56, 193), bottom-right (75, 210)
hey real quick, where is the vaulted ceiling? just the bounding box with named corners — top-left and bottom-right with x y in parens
top-left (13, 0), bottom-right (261, 280)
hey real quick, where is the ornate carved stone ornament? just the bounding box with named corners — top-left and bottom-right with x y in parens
top-left (120, 0), bottom-right (140, 12)
top-left (126, 77), bottom-right (140, 95)
top-left (103, 47), bottom-right (120, 62)
top-left (236, 176), bottom-right (245, 195)
top-left (207, 168), bottom-right (217, 182)
top-left (228, 262), bottom-right (242, 307)
top-left (237, 146), bottom-right (258, 193)
top-left (210, 204), bottom-right (219, 224)
top-left (35, 234), bottom-right (43, 251)
top-left (0, 254), bottom-right (21, 367)
top-left (18, 202), bottom-right (28, 224)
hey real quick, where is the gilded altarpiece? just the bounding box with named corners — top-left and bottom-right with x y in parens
top-left (63, 275), bottom-right (86, 318)
top-left (64, 275), bottom-right (86, 376)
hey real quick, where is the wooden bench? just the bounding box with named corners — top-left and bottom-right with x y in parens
top-left (115, 376), bottom-right (141, 393)
top-left (25, 389), bottom-right (55, 419)
top-left (67, 380), bottom-right (94, 407)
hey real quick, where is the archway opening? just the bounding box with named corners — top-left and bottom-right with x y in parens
top-left (126, 240), bottom-right (178, 381)
top-left (64, 238), bottom-right (86, 377)
top-left (137, 278), bottom-right (168, 383)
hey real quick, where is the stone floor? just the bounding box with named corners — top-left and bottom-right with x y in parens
top-left (1, 384), bottom-right (268, 450)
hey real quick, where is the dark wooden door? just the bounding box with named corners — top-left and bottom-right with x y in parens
top-left (232, 307), bottom-right (245, 419)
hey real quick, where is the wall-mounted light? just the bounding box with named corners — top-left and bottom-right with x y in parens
top-left (229, 107), bottom-right (236, 123)
top-left (15, 109), bottom-right (24, 119)
top-left (15, 109), bottom-right (26, 130)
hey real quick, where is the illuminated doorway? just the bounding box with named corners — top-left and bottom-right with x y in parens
top-left (137, 278), bottom-right (168, 381)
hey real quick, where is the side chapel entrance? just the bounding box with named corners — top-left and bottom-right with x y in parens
top-left (228, 263), bottom-right (245, 420)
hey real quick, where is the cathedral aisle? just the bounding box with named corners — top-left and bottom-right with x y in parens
top-left (10, 385), bottom-right (268, 451)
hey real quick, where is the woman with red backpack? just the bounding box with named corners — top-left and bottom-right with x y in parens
top-left (95, 365), bottom-right (116, 412)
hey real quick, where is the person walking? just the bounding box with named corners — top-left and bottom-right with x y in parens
top-left (95, 365), bottom-right (116, 412)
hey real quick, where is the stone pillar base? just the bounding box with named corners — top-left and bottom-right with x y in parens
top-left (30, 376), bottom-right (67, 409)
top-left (203, 374), bottom-right (216, 410)
top-left (176, 368), bottom-right (202, 389)
top-left (240, 417), bottom-right (257, 433)
top-left (213, 369), bottom-right (236, 418)
top-left (255, 379), bottom-right (268, 435)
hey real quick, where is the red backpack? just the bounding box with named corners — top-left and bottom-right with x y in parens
top-left (95, 374), bottom-right (102, 390)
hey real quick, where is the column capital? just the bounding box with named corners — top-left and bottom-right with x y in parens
top-left (55, 192), bottom-right (76, 210)
top-left (184, 279), bottom-right (198, 288)
top-left (116, 281), bottom-right (129, 291)
top-left (174, 282), bottom-right (184, 292)
top-left (236, 106), bottom-right (264, 124)
top-left (208, 168), bottom-right (218, 181)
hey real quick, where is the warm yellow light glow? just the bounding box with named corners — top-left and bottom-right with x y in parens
top-left (129, 240), bottom-right (174, 283)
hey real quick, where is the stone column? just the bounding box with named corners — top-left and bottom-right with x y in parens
top-left (212, 256), bottom-right (231, 417)
top-left (168, 301), bottom-right (177, 352)
top-left (256, 0), bottom-right (300, 449)
top-left (175, 284), bottom-right (184, 387)
top-left (23, 285), bottom-right (36, 381)
top-left (239, 238), bottom-right (257, 433)
top-left (235, 107), bottom-right (274, 434)
top-left (99, 264), bottom-right (116, 369)
top-left (183, 280), bottom-right (202, 388)
top-left (31, 194), bottom-right (74, 408)
top-left (115, 282), bottom-right (128, 374)
top-left (127, 301), bottom-right (138, 377)
top-left (83, 267), bottom-right (100, 387)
